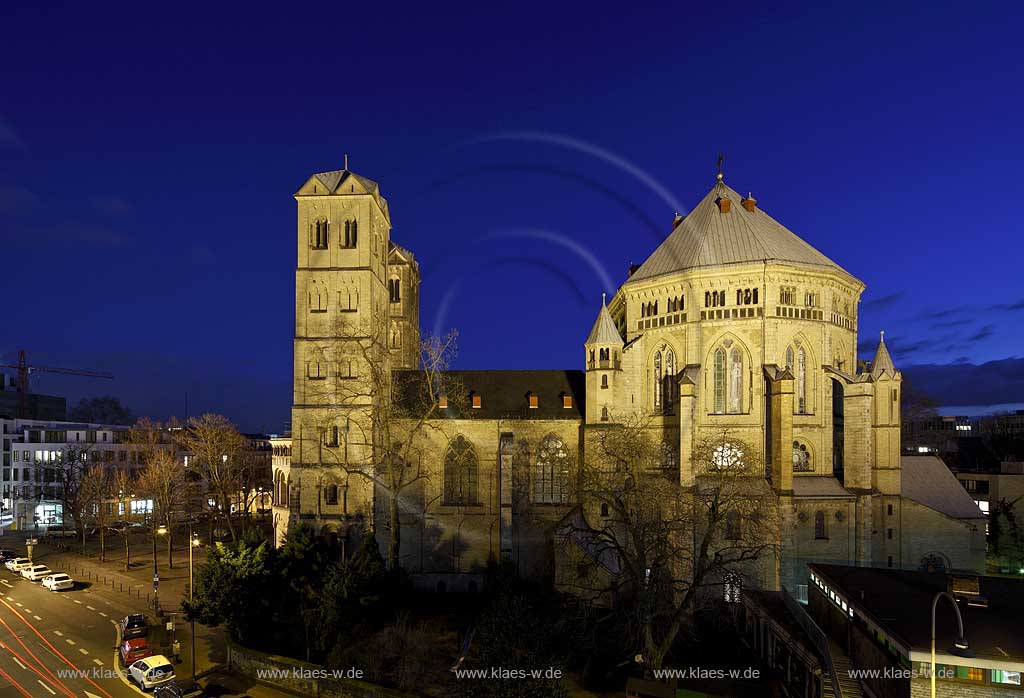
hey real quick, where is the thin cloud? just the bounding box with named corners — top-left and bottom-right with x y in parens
top-left (0, 185), bottom-right (36, 213)
top-left (3, 223), bottom-right (131, 247)
top-left (861, 291), bottom-right (904, 311)
top-left (967, 324), bottom-right (995, 342)
top-left (903, 357), bottom-right (1024, 407)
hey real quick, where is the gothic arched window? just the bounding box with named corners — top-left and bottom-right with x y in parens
top-left (443, 436), bottom-right (478, 506)
top-left (342, 219), bottom-right (358, 248)
top-left (793, 441), bottom-right (812, 472)
top-left (797, 348), bottom-right (807, 413)
top-left (388, 277), bottom-right (401, 303)
top-left (663, 349), bottom-right (676, 414)
top-left (653, 351), bottom-right (663, 409)
top-left (713, 349), bottom-right (727, 414)
top-left (729, 348), bottom-right (743, 414)
top-left (601, 406), bottom-right (609, 421)
top-left (658, 440), bottom-right (678, 477)
top-left (534, 435), bottom-right (570, 504)
top-left (324, 483), bottom-right (339, 505)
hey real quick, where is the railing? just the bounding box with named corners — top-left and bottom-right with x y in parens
top-left (781, 586), bottom-right (844, 698)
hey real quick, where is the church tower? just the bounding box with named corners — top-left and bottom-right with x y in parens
top-left (584, 294), bottom-right (624, 424)
top-left (287, 162), bottom-right (395, 541)
top-left (869, 331), bottom-right (902, 494)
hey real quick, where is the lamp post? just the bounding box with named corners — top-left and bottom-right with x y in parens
top-left (931, 591), bottom-right (974, 698)
top-left (152, 524), bottom-right (167, 613)
top-left (188, 520), bottom-right (199, 680)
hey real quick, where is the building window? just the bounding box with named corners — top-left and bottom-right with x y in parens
top-left (793, 441), bottom-right (812, 471)
top-left (887, 528), bottom-right (893, 540)
top-left (471, 393), bottom-right (481, 409)
top-left (443, 436), bottom-right (479, 506)
top-left (724, 572), bottom-right (742, 603)
top-left (725, 511), bottom-right (741, 540)
top-left (388, 277), bottom-right (401, 303)
top-left (814, 510), bottom-right (827, 539)
top-left (438, 395), bottom-right (448, 409)
top-left (653, 351), bottom-right (662, 408)
top-left (659, 440), bottom-right (678, 476)
top-left (325, 484), bottom-right (339, 505)
top-left (785, 346), bottom-right (808, 413)
top-left (887, 555), bottom-right (893, 568)
top-left (887, 503), bottom-right (894, 516)
top-left (601, 375), bottom-right (608, 389)
top-left (534, 435), bottom-right (569, 504)
top-left (728, 348), bottom-right (743, 413)
top-left (713, 349), bottom-right (727, 414)
top-left (342, 219), bottom-right (358, 248)
top-left (780, 286), bottom-right (796, 305)
top-left (312, 220), bottom-right (329, 249)
top-left (601, 406), bottom-right (609, 421)
top-left (390, 327), bottom-right (402, 349)
top-left (600, 503), bottom-right (609, 517)
top-left (562, 394), bottom-right (573, 409)
top-left (528, 393), bottom-right (539, 409)
top-left (308, 281), bottom-right (328, 312)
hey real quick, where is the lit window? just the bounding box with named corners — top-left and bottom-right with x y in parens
top-left (438, 395), bottom-right (448, 409)
top-left (562, 394), bottom-right (572, 409)
top-left (528, 394), bottom-right (539, 409)
top-left (471, 393), bottom-right (481, 409)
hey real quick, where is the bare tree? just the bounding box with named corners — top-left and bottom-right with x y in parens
top-left (46, 443), bottom-right (100, 551)
top-left (174, 414), bottom-right (246, 542)
top-left (568, 421), bottom-right (777, 670)
top-left (81, 465), bottom-right (114, 561)
top-left (308, 313), bottom-right (463, 572)
top-left (138, 450), bottom-right (193, 568)
top-left (113, 467), bottom-right (137, 571)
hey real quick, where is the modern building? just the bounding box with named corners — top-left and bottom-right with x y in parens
top-left (0, 373), bottom-right (66, 421)
top-left (0, 417), bottom-right (149, 529)
top-left (274, 164), bottom-right (986, 593)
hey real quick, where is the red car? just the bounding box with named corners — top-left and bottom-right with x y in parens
top-left (120, 638), bottom-right (153, 666)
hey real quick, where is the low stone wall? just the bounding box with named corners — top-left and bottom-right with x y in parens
top-left (227, 641), bottom-right (416, 698)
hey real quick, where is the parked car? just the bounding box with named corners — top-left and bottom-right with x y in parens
top-left (119, 638), bottom-right (153, 666)
top-left (153, 680), bottom-right (206, 698)
top-left (0, 549), bottom-right (16, 561)
top-left (5, 557), bottom-right (32, 572)
top-left (128, 655), bottom-right (175, 690)
top-left (42, 526), bottom-right (77, 538)
top-left (41, 573), bottom-right (74, 591)
top-left (119, 613), bottom-right (150, 640)
top-left (21, 565), bottom-right (52, 581)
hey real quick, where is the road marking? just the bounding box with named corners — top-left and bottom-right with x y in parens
top-left (65, 638), bottom-right (76, 646)
top-left (53, 630), bottom-right (63, 636)
top-left (86, 605), bottom-right (95, 610)
top-left (23, 609), bottom-right (31, 614)
top-left (93, 658), bottom-right (103, 666)
top-left (99, 612), bottom-right (107, 617)
top-left (78, 648), bottom-right (89, 655)
top-left (4, 596), bottom-right (10, 600)
top-left (73, 599), bottom-right (82, 604)
top-left (12, 656), bottom-right (26, 670)
top-left (13, 602), bottom-right (21, 607)
top-left (32, 615), bottom-right (41, 621)
top-left (37, 679), bottom-right (56, 695)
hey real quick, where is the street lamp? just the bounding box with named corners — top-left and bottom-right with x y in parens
top-left (931, 591), bottom-right (974, 698)
top-left (153, 524), bottom-right (167, 613)
top-left (188, 521), bottom-right (200, 680)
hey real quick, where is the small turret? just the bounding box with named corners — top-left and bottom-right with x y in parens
top-left (584, 294), bottom-right (623, 424)
top-left (871, 331), bottom-right (897, 377)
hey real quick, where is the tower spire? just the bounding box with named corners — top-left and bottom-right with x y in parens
top-left (716, 153), bottom-right (724, 182)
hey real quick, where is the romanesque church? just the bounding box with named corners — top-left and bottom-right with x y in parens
top-left (271, 165), bottom-right (985, 596)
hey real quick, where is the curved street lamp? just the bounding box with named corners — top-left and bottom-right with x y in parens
top-left (931, 591), bottom-right (974, 698)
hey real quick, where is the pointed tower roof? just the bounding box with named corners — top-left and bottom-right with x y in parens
top-left (630, 178), bottom-right (853, 282)
top-left (586, 294), bottom-right (623, 345)
top-left (871, 331), bottom-right (897, 377)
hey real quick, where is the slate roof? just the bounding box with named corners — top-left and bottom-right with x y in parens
top-left (792, 476), bottom-right (853, 498)
top-left (630, 179), bottom-right (852, 281)
top-left (392, 369), bottom-right (585, 420)
top-left (311, 168), bottom-right (381, 196)
top-left (901, 455), bottom-right (985, 520)
top-left (870, 331), bottom-right (897, 377)
top-left (585, 294), bottom-right (623, 346)
top-left (811, 563), bottom-right (1024, 660)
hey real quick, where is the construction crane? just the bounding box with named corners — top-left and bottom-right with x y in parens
top-left (0, 349), bottom-right (114, 418)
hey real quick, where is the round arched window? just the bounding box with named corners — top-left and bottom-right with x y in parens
top-left (792, 441), bottom-right (812, 472)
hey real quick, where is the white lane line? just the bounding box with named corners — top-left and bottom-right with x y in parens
top-left (72, 599), bottom-right (82, 604)
top-left (13, 602), bottom-right (22, 607)
top-left (4, 595), bottom-right (11, 600)
top-left (37, 679), bottom-right (56, 695)
top-left (78, 648), bottom-right (88, 655)
top-left (53, 630), bottom-right (63, 636)
top-left (99, 612), bottom-right (108, 617)
top-left (86, 605), bottom-right (95, 610)
top-left (65, 638), bottom-right (76, 646)
top-left (12, 656), bottom-right (26, 670)
top-left (32, 615), bottom-right (41, 620)
top-left (93, 658), bottom-right (104, 666)
top-left (23, 608), bottom-right (31, 613)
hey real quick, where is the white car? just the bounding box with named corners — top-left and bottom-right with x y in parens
top-left (21, 565), bottom-right (52, 581)
top-left (41, 573), bottom-right (74, 591)
top-left (128, 655), bottom-right (175, 689)
top-left (5, 558), bottom-right (32, 572)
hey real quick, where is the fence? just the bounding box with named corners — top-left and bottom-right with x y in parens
top-left (46, 558), bottom-right (152, 604)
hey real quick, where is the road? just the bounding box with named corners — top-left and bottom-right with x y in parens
top-left (0, 564), bottom-right (155, 698)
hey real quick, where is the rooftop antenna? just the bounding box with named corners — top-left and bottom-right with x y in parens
top-left (716, 153), bottom-right (725, 182)
top-left (344, 153), bottom-right (349, 170)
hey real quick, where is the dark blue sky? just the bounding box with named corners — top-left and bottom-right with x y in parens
top-left (2, 0), bottom-right (1023, 431)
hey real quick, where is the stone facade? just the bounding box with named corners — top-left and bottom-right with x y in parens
top-left (273, 165), bottom-right (984, 592)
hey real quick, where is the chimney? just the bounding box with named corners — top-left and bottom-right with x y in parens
top-left (716, 196), bottom-right (731, 213)
top-left (672, 212), bottom-right (685, 229)
top-left (741, 192), bottom-right (757, 212)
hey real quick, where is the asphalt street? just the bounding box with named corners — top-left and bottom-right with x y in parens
top-left (0, 563), bottom-right (163, 698)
